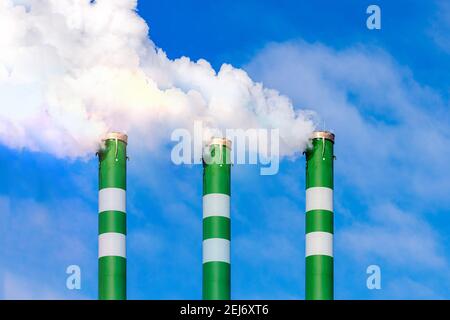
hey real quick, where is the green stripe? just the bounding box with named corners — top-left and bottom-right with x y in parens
top-left (306, 210), bottom-right (333, 234)
top-left (203, 261), bottom-right (230, 300)
top-left (99, 256), bottom-right (126, 300)
top-left (305, 255), bottom-right (333, 300)
top-left (306, 138), bottom-right (334, 189)
top-left (99, 211), bottom-right (127, 235)
top-left (203, 145), bottom-right (231, 196)
top-left (203, 216), bottom-right (231, 240)
top-left (99, 139), bottom-right (127, 190)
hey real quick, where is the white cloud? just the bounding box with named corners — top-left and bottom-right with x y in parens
top-left (386, 277), bottom-right (444, 300)
top-left (246, 41), bottom-right (450, 205)
top-left (4, 272), bottom-right (63, 300)
top-left (0, 0), bottom-right (315, 158)
top-left (232, 195), bottom-right (304, 298)
top-left (2, 196), bottom-right (97, 299)
top-left (339, 203), bottom-right (447, 270)
top-left (244, 40), bottom-right (450, 297)
top-left (430, 1), bottom-right (450, 53)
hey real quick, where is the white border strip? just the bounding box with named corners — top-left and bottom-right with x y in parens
top-left (99, 188), bottom-right (126, 213)
top-left (203, 238), bottom-right (230, 263)
top-left (306, 187), bottom-right (333, 212)
top-left (99, 232), bottom-right (126, 258)
top-left (203, 194), bottom-right (230, 218)
top-left (306, 232), bottom-right (333, 257)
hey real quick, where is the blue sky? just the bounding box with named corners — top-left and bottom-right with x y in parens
top-left (1, 0), bottom-right (450, 299)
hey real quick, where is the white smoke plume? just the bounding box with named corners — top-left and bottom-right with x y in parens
top-left (0, 0), bottom-right (315, 158)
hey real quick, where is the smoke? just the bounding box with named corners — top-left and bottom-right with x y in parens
top-left (0, 0), bottom-right (315, 159)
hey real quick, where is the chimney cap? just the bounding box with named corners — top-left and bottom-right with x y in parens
top-left (311, 131), bottom-right (335, 143)
top-left (104, 132), bottom-right (128, 144)
top-left (209, 137), bottom-right (232, 149)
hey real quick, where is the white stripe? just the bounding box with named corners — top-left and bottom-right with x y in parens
top-left (306, 232), bottom-right (333, 257)
top-left (99, 232), bottom-right (126, 258)
top-left (203, 193), bottom-right (230, 218)
top-left (306, 187), bottom-right (333, 212)
top-left (203, 238), bottom-right (230, 263)
top-left (99, 188), bottom-right (126, 213)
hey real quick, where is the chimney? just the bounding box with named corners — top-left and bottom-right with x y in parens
top-left (98, 132), bottom-right (128, 300)
top-left (202, 137), bottom-right (232, 300)
top-left (305, 131), bottom-right (335, 300)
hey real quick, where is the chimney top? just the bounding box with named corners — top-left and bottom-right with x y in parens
top-left (104, 132), bottom-right (128, 144)
top-left (311, 131), bottom-right (335, 143)
top-left (209, 137), bottom-right (232, 150)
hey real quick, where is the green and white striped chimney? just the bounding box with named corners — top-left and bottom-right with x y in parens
top-left (202, 138), bottom-right (232, 300)
top-left (98, 132), bottom-right (128, 300)
top-left (305, 131), bottom-right (335, 300)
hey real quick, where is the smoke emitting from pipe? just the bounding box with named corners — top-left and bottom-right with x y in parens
top-left (202, 138), bottom-right (232, 300)
top-left (0, 0), bottom-right (337, 300)
top-left (0, 0), bottom-right (315, 159)
top-left (305, 131), bottom-right (335, 300)
top-left (98, 132), bottom-right (128, 300)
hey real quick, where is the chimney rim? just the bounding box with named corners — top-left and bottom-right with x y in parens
top-left (208, 137), bottom-right (232, 150)
top-left (311, 131), bottom-right (335, 143)
top-left (104, 132), bottom-right (128, 144)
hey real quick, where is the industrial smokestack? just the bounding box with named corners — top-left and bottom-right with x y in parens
top-left (98, 132), bottom-right (128, 300)
top-left (305, 131), bottom-right (335, 300)
top-left (202, 138), bottom-right (232, 300)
